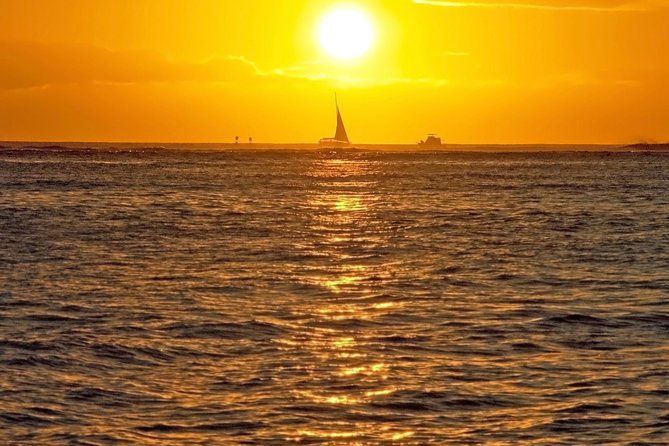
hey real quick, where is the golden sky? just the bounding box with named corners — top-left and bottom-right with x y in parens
top-left (1, 0), bottom-right (668, 144)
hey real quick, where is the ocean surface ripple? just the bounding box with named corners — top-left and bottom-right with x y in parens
top-left (1, 148), bottom-right (668, 445)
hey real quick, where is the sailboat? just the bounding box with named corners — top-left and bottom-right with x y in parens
top-left (319, 94), bottom-right (353, 149)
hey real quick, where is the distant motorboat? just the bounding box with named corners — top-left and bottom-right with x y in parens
top-left (319, 94), bottom-right (353, 149)
top-left (418, 134), bottom-right (443, 148)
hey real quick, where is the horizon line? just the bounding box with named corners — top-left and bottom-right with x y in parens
top-left (0, 139), bottom-right (658, 147)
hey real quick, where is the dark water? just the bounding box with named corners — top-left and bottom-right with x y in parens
top-left (1, 148), bottom-right (668, 445)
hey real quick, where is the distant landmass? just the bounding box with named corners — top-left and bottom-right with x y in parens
top-left (623, 143), bottom-right (669, 151)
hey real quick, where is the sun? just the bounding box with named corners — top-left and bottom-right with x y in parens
top-left (318, 7), bottom-right (375, 60)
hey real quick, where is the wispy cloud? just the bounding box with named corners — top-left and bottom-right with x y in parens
top-left (413, 0), bottom-right (654, 12)
top-left (264, 64), bottom-right (454, 87)
top-left (0, 41), bottom-right (258, 90)
top-left (266, 64), bottom-right (510, 88)
top-left (242, 58), bottom-right (454, 87)
top-left (535, 70), bottom-right (642, 88)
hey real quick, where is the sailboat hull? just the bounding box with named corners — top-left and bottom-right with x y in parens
top-left (318, 138), bottom-right (352, 149)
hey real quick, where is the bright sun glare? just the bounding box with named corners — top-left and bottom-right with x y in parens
top-left (318, 7), bottom-right (375, 60)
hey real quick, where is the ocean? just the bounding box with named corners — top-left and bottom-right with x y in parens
top-left (1, 146), bottom-right (668, 445)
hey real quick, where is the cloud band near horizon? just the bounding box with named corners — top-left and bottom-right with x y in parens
top-left (413, 0), bottom-right (656, 12)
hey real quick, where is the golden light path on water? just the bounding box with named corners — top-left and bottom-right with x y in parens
top-left (278, 157), bottom-right (415, 443)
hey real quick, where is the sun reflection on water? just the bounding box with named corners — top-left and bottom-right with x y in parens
top-left (334, 195), bottom-right (366, 212)
top-left (322, 266), bottom-right (366, 293)
top-left (284, 155), bottom-right (414, 442)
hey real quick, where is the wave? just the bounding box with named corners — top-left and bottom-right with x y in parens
top-left (136, 421), bottom-right (264, 433)
top-left (0, 145), bottom-right (168, 154)
top-left (162, 320), bottom-right (286, 341)
top-left (371, 389), bottom-right (516, 412)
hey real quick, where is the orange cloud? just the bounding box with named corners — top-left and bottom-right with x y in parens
top-left (413, 0), bottom-right (659, 12)
top-left (0, 41), bottom-right (257, 90)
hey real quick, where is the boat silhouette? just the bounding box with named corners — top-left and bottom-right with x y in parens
top-left (319, 94), bottom-right (355, 150)
top-left (418, 134), bottom-right (443, 148)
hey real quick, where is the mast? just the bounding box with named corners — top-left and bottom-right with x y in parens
top-left (334, 93), bottom-right (350, 143)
